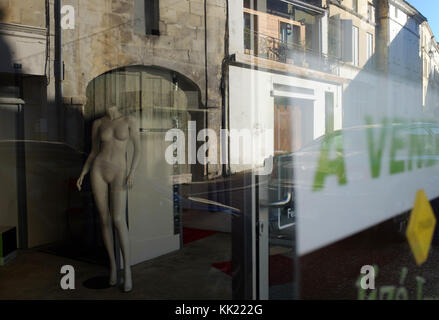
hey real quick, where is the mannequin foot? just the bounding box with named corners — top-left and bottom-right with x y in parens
top-left (109, 266), bottom-right (117, 286)
top-left (123, 267), bottom-right (132, 292)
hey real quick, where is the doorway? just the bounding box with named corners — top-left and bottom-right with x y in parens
top-left (274, 96), bottom-right (314, 154)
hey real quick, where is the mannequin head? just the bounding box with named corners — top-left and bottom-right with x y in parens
top-left (106, 105), bottom-right (123, 120)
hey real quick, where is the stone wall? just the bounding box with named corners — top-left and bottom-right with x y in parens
top-left (61, 0), bottom-right (226, 108)
top-left (0, 0), bottom-right (46, 28)
top-left (61, 0), bottom-right (227, 176)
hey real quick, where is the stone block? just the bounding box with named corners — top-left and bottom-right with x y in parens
top-left (167, 23), bottom-right (183, 36)
top-left (190, 1), bottom-right (204, 16)
top-left (111, 0), bottom-right (132, 14)
top-left (161, 8), bottom-right (178, 24)
top-left (165, 0), bottom-right (190, 13)
top-left (153, 35), bottom-right (175, 49)
top-left (191, 39), bottom-right (205, 52)
top-left (207, 0), bottom-right (226, 9)
top-left (188, 50), bottom-right (205, 64)
top-left (206, 5), bottom-right (226, 20)
top-left (188, 14), bottom-right (203, 27)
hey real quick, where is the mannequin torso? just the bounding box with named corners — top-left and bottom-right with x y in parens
top-left (94, 116), bottom-right (131, 175)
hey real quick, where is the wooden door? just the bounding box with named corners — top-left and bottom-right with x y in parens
top-left (274, 103), bottom-right (301, 154)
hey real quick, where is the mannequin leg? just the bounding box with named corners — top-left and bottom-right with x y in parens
top-left (110, 173), bottom-right (132, 292)
top-left (91, 169), bottom-right (117, 286)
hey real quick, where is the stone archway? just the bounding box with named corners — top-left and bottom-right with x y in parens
top-left (84, 65), bottom-right (207, 179)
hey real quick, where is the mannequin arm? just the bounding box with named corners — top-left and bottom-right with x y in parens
top-left (77, 119), bottom-right (101, 191)
top-left (127, 116), bottom-right (140, 188)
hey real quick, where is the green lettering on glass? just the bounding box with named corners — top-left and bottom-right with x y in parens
top-left (408, 133), bottom-right (426, 170)
top-left (366, 116), bottom-right (388, 178)
top-left (427, 134), bottom-right (439, 168)
top-left (424, 134), bottom-right (436, 168)
top-left (313, 132), bottom-right (347, 191)
top-left (390, 125), bottom-right (405, 175)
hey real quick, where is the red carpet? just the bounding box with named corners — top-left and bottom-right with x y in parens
top-left (212, 254), bottom-right (294, 286)
top-left (211, 261), bottom-right (232, 275)
top-left (183, 227), bottom-right (217, 245)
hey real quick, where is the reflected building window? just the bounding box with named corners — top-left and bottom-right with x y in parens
top-left (367, 2), bottom-right (375, 23)
top-left (367, 32), bottom-right (373, 60)
top-left (352, 25), bottom-right (359, 66)
top-left (352, 0), bottom-right (358, 13)
top-left (134, 0), bottom-right (160, 35)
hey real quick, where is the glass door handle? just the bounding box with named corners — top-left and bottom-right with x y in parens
top-left (261, 192), bottom-right (292, 208)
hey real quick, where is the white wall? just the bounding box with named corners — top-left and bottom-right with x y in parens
top-left (228, 0), bottom-right (244, 56)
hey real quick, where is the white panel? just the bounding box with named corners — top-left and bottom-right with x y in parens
top-left (127, 130), bottom-right (179, 266)
top-left (228, 0), bottom-right (244, 55)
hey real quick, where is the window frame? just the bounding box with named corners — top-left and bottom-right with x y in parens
top-left (352, 0), bottom-right (358, 13)
top-left (366, 32), bottom-right (373, 60)
top-left (352, 25), bottom-right (359, 66)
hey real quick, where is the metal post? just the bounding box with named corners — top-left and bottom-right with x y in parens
top-left (54, 0), bottom-right (64, 141)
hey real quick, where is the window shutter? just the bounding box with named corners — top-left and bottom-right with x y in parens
top-left (134, 0), bottom-right (146, 34)
top-left (329, 15), bottom-right (341, 59)
top-left (341, 19), bottom-right (353, 62)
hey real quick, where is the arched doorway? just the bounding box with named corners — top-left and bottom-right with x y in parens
top-left (85, 66), bottom-right (207, 265)
top-left (85, 65), bottom-right (206, 179)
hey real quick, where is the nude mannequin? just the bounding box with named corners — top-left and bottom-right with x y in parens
top-left (77, 106), bottom-right (140, 292)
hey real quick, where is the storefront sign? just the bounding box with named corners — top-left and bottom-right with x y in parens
top-left (296, 118), bottom-right (439, 255)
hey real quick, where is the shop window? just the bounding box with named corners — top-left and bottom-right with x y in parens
top-left (280, 22), bottom-right (301, 46)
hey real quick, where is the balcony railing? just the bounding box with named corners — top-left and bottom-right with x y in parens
top-left (244, 29), bottom-right (340, 76)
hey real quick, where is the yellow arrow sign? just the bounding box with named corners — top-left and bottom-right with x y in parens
top-left (406, 190), bottom-right (437, 266)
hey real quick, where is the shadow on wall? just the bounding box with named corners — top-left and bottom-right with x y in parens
top-left (0, 8), bottom-right (13, 74)
top-left (425, 68), bottom-right (439, 117)
top-left (0, 6), bottom-right (98, 251)
top-left (0, 7), bottom-right (22, 244)
top-left (342, 14), bottom-right (425, 128)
